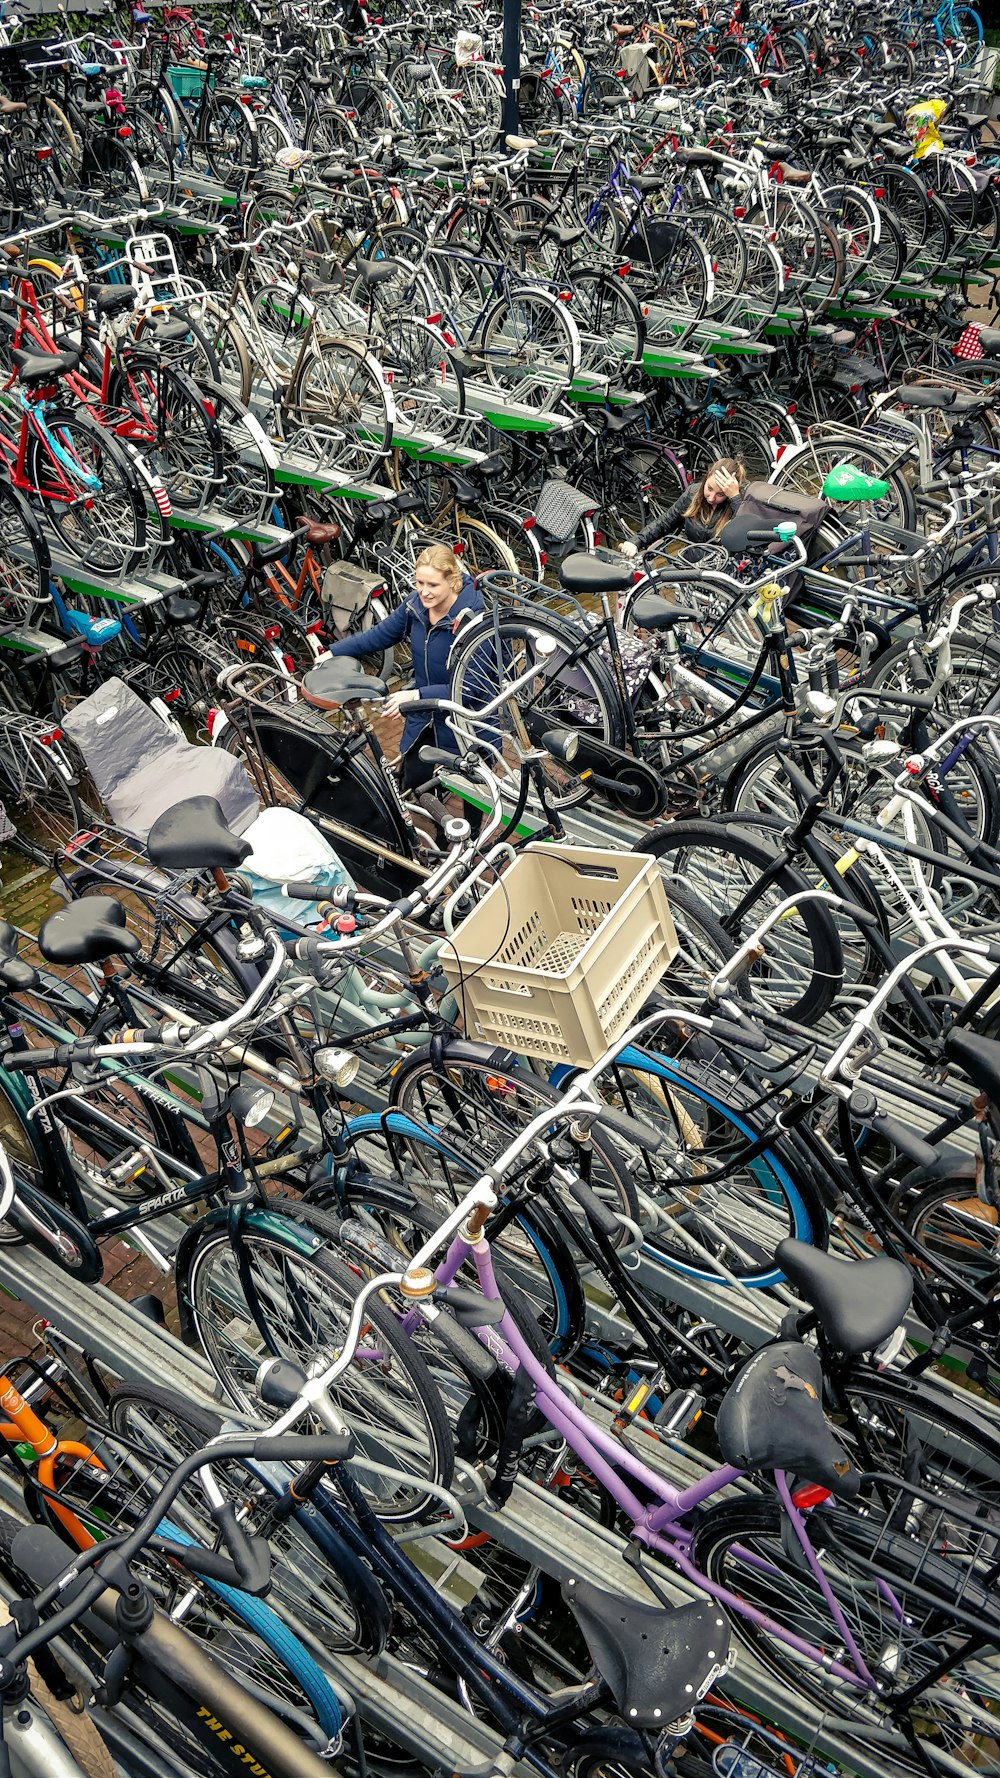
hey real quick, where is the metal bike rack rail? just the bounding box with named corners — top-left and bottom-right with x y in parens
top-left (0, 1242), bottom-right (978, 1778)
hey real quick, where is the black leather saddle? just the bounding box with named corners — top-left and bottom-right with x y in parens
top-left (302, 657), bottom-right (386, 711)
top-left (629, 593), bottom-right (694, 632)
top-left (559, 553), bottom-right (634, 597)
top-left (146, 797), bottom-right (252, 874)
top-left (93, 283), bottom-right (137, 318)
top-left (12, 346), bottom-right (80, 387)
top-left (944, 1026), bottom-right (1000, 1107)
top-left (776, 1239), bottom-right (913, 1356)
top-left (38, 897), bottom-right (141, 968)
top-left (562, 1579), bottom-right (730, 1728)
top-left (715, 1340), bottom-right (858, 1498)
top-left (0, 919), bottom-right (37, 991)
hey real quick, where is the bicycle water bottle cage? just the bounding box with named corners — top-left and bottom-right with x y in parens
top-left (821, 464), bottom-right (889, 503)
top-left (65, 609), bottom-right (122, 647)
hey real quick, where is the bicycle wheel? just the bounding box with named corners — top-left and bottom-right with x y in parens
top-left (80, 135), bottom-right (148, 210)
top-left (291, 337), bottom-right (393, 478)
top-left (693, 1497), bottom-right (1000, 1773)
top-left (182, 1219), bottom-right (453, 1521)
top-left (635, 820), bottom-right (843, 1024)
top-left (0, 725), bottom-right (84, 853)
top-left (204, 91), bottom-right (258, 183)
top-left (478, 287), bottom-right (579, 409)
top-left (899, 1180), bottom-right (1000, 1298)
top-left (108, 1383), bottom-right (390, 1656)
top-left (309, 1162), bottom-right (582, 1365)
top-left (388, 1049), bottom-right (640, 1237)
top-left (833, 1369), bottom-right (1000, 1504)
top-left (447, 607), bottom-right (625, 796)
top-left (66, 857), bottom-right (259, 1009)
top-left (566, 266), bottom-right (645, 374)
top-left (27, 407), bottom-right (148, 576)
top-left (0, 477), bottom-right (49, 618)
top-left (111, 357), bottom-right (224, 511)
top-left (769, 438), bottom-right (916, 533)
top-left (594, 1042), bottom-right (826, 1287)
top-left (215, 709), bottom-right (417, 899)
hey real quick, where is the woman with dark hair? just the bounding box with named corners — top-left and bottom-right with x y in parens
top-left (619, 457), bottom-right (747, 557)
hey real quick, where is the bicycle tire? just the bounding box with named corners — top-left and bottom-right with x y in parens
top-left (446, 606), bottom-right (626, 799)
top-left (291, 336), bottom-right (394, 479)
top-left (181, 1216), bottom-right (454, 1521)
top-left (478, 286), bottom-right (579, 409)
top-left (634, 820), bottom-right (844, 1024)
top-left (66, 857), bottom-right (261, 1008)
top-left (693, 1496), bottom-right (1000, 1772)
top-left (387, 1051), bottom-right (641, 1234)
top-left (108, 1384), bottom-right (390, 1657)
top-left (26, 406), bottom-right (148, 576)
top-left (111, 356), bottom-right (224, 512)
top-left (204, 90), bottom-right (258, 183)
top-left (307, 1160), bottom-right (582, 1360)
top-left (215, 708), bottom-right (417, 899)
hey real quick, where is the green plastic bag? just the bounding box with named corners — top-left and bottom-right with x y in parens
top-left (821, 463), bottom-right (889, 503)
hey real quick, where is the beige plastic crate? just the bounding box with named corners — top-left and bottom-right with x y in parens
top-left (439, 843), bottom-right (678, 1066)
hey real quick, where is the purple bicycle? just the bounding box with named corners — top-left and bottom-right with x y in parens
top-left (317, 1010), bottom-right (1000, 1777)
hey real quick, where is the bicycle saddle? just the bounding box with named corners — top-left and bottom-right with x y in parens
top-left (294, 513), bottom-right (340, 546)
top-left (715, 1341), bottom-right (858, 1498)
top-left (38, 897), bottom-right (141, 968)
top-left (892, 384), bottom-right (958, 410)
top-left (355, 256), bottom-right (406, 285)
top-left (92, 284), bottom-right (137, 317)
top-left (629, 594), bottom-right (693, 632)
top-left (146, 796), bottom-right (253, 874)
top-left (0, 919), bottom-right (37, 991)
top-left (146, 316), bottom-right (191, 346)
top-left (541, 220), bottom-right (587, 248)
top-left (973, 325), bottom-right (1000, 353)
top-left (302, 657), bottom-right (386, 710)
top-left (162, 593), bottom-right (202, 623)
top-left (560, 553), bottom-right (634, 596)
top-left (12, 346), bottom-right (80, 387)
top-left (561, 1580), bottom-right (730, 1727)
top-left (776, 1239), bottom-right (913, 1356)
top-left (944, 1026), bottom-right (1000, 1108)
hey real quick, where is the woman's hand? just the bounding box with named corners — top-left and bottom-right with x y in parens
top-left (384, 689), bottom-right (418, 721)
top-left (713, 468), bottom-right (740, 501)
top-left (618, 540), bottom-right (638, 558)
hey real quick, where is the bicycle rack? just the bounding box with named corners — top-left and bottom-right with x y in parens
top-left (0, 1239), bottom-right (950, 1778)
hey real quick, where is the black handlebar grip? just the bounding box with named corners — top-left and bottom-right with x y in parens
top-left (432, 1305), bottom-right (497, 1380)
top-left (710, 1017), bottom-right (769, 1054)
top-left (2, 1046), bottom-right (69, 1073)
top-left (281, 880), bottom-right (339, 902)
top-left (250, 1431), bottom-right (355, 1464)
top-left (418, 746), bottom-right (460, 768)
top-left (210, 1500), bottom-right (272, 1597)
top-left (565, 1173), bottom-right (623, 1240)
top-left (594, 1103), bottom-right (665, 1155)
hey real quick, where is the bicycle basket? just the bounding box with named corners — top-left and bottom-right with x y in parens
top-left (321, 561), bottom-right (386, 628)
top-left (533, 479), bottom-right (598, 541)
top-left (439, 843), bottom-right (678, 1067)
top-left (625, 218), bottom-right (685, 266)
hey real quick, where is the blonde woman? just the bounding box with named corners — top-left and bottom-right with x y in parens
top-left (620, 457), bottom-right (747, 557)
top-left (325, 543), bottom-right (482, 788)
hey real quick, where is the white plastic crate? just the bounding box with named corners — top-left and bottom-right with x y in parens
top-left (439, 842), bottom-right (678, 1066)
